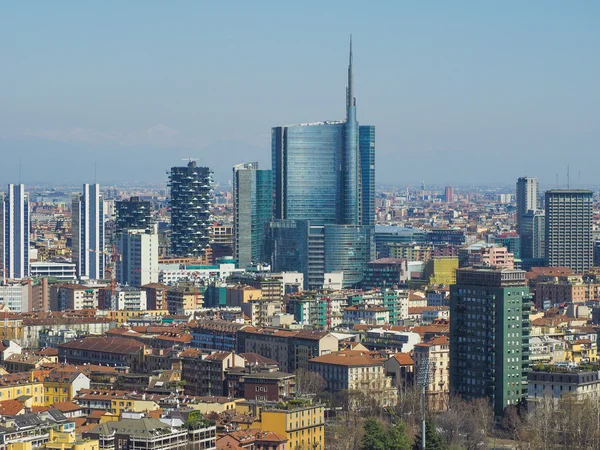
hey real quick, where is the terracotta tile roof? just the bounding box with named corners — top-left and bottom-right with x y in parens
top-left (34, 348), bottom-right (59, 357)
top-left (147, 409), bottom-right (164, 419)
top-left (179, 348), bottom-right (204, 359)
top-left (238, 353), bottom-right (278, 367)
top-left (52, 401), bottom-right (83, 412)
top-left (32, 405), bottom-right (52, 413)
top-left (391, 353), bottom-right (414, 365)
top-left (0, 399), bottom-right (25, 415)
top-left (416, 336), bottom-right (450, 348)
top-left (75, 389), bottom-right (131, 402)
top-left (410, 325), bottom-right (450, 338)
top-left (72, 417), bottom-right (88, 429)
top-left (205, 352), bottom-right (232, 361)
top-left (59, 336), bottom-right (144, 354)
top-left (87, 410), bottom-right (110, 419)
top-left (310, 350), bottom-right (385, 367)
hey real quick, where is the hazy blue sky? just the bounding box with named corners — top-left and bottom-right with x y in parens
top-left (1, 1), bottom-right (599, 186)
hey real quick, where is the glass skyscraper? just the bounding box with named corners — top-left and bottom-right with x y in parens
top-left (0, 184), bottom-right (30, 280)
top-left (72, 184), bottom-right (104, 280)
top-left (233, 162), bottom-right (273, 268)
top-left (271, 39), bottom-right (376, 288)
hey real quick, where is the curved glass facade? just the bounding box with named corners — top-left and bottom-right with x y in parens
top-left (269, 41), bottom-right (376, 287)
top-left (324, 224), bottom-right (375, 288)
top-left (273, 123), bottom-right (344, 225)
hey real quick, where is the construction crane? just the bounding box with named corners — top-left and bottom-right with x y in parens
top-left (88, 245), bottom-right (120, 299)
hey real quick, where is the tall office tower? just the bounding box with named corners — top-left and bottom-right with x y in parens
top-left (271, 39), bottom-right (375, 288)
top-left (115, 196), bottom-right (153, 234)
top-left (233, 163), bottom-right (273, 269)
top-left (116, 229), bottom-right (158, 287)
top-left (516, 177), bottom-right (538, 233)
top-left (444, 186), bottom-right (454, 203)
top-left (72, 184), bottom-right (105, 280)
top-left (0, 184), bottom-right (30, 280)
top-left (450, 267), bottom-right (531, 417)
top-left (545, 190), bottom-right (593, 273)
top-left (520, 210), bottom-right (545, 260)
top-left (168, 161), bottom-right (213, 257)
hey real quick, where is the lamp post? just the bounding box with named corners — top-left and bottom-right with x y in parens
top-left (417, 357), bottom-right (433, 450)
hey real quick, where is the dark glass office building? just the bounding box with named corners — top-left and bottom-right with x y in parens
top-left (270, 39), bottom-right (375, 288)
top-left (115, 196), bottom-right (153, 234)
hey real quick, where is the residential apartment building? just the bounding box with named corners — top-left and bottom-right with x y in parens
top-left (116, 229), bottom-right (158, 287)
top-left (528, 368), bottom-right (600, 412)
top-left (50, 284), bottom-right (99, 311)
top-left (58, 336), bottom-right (145, 372)
top-left (413, 336), bottom-right (450, 411)
top-left (238, 329), bottom-right (338, 373)
top-left (450, 267), bottom-right (531, 416)
top-left (255, 402), bottom-right (324, 450)
top-left (545, 190), bottom-right (593, 273)
top-left (141, 283), bottom-right (169, 310)
top-left (309, 350), bottom-right (397, 407)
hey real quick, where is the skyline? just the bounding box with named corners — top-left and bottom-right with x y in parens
top-left (2, 1), bottom-right (599, 185)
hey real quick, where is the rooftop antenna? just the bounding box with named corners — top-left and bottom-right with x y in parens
top-left (94, 161), bottom-right (97, 184)
top-left (555, 173), bottom-right (559, 186)
top-left (578, 170), bottom-right (581, 185)
top-left (19, 158), bottom-right (22, 184)
top-left (567, 164), bottom-right (570, 189)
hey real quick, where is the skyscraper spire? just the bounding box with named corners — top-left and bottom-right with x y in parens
top-left (347, 34), bottom-right (354, 114)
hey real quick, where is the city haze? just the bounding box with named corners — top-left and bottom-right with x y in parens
top-left (1, 1), bottom-right (599, 185)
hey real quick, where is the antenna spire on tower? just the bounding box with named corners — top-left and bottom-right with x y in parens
top-left (346, 34), bottom-right (354, 115)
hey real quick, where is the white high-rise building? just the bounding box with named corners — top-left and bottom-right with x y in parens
top-left (72, 184), bottom-right (104, 280)
top-left (116, 229), bottom-right (158, 287)
top-left (0, 184), bottom-right (30, 280)
top-left (516, 177), bottom-right (539, 233)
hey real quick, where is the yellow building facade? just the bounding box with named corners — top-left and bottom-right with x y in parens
top-left (423, 257), bottom-right (458, 286)
top-left (0, 381), bottom-right (44, 405)
top-left (255, 403), bottom-right (324, 450)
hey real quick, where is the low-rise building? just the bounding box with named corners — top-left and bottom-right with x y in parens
top-left (180, 350), bottom-right (245, 397)
top-left (309, 350), bottom-right (397, 407)
top-left (190, 321), bottom-right (249, 352)
top-left (0, 410), bottom-right (75, 449)
top-left (362, 328), bottom-right (421, 352)
top-left (343, 305), bottom-right (389, 326)
top-left (254, 402), bottom-right (324, 450)
top-left (384, 353), bottom-right (414, 391)
top-left (83, 412), bottom-right (215, 450)
top-left (528, 368), bottom-right (600, 412)
top-left (242, 370), bottom-right (295, 402)
top-left (141, 283), bottom-right (170, 310)
top-left (413, 336), bottom-right (450, 411)
top-left (238, 329), bottom-right (338, 373)
top-left (49, 285), bottom-right (99, 311)
top-left (3, 354), bottom-right (52, 373)
top-left (58, 337), bottom-right (145, 372)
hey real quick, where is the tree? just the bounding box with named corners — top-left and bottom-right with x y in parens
top-left (388, 419), bottom-right (412, 450)
top-left (295, 368), bottom-right (327, 397)
top-left (360, 418), bottom-right (388, 450)
top-left (412, 421), bottom-right (445, 450)
top-left (360, 417), bottom-right (411, 450)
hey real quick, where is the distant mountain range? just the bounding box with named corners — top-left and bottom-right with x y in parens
top-left (0, 137), bottom-right (270, 186)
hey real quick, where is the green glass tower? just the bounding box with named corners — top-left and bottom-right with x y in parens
top-left (450, 267), bottom-right (531, 416)
top-left (233, 162), bottom-right (273, 268)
